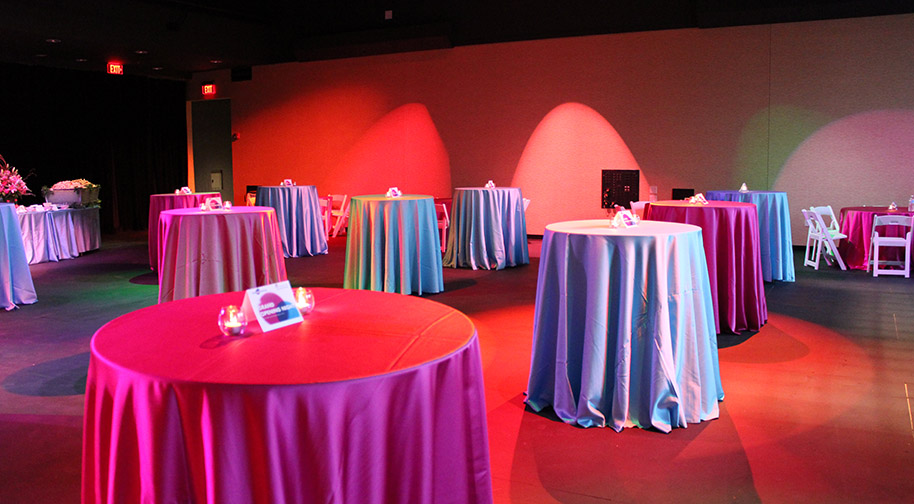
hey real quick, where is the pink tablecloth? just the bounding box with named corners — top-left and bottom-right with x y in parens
top-left (148, 192), bottom-right (219, 269)
top-left (837, 206), bottom-right (914, 270)
top-left (645, 200), bottom-right (767, 333)
top-left (157, 206), bottom-right (287, 303)
top-left (82, 288), bottom-right (493, 504)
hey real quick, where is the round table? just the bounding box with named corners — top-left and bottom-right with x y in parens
top-left (157, 206), bottom-right (287, 303)
top-left (645, 200), bottom-right (768, 334)
top-left (255, 185), bottom-right (328, 257)
top-left (343, 195), bottom-right (444, 295)
top-left (0, 203), bottom-right (36, 310)
top-left (705, 190), bottom-right (795, 282)
top-left (148, 192), bottom-right (220, 269)
top-left (838, 206), bottom-right (914, 270)
top-left (443, 187), bottom-right (529, 270)
top-left (82, 288), bottom-right (493, 504)
top-left (525, 220), bottom-right (723, 432)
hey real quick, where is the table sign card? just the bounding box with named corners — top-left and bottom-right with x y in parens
top-left (688, 193), bottom-right (710, 205)
top-left (180, 187), bottom-right (192, 194)
top-left (386, 187), bottom-right (402, 198)
top-left (485, 180), bottom-right (496, 189)
top-left (204, 196), bottom-right (224, 211)
top-left (611, 209), bottom-right (639, 228)
top-left (240, 280), bottom-right (303, 332)
top-left (739, 182), bottom-right (749, 193)
top-left (281, 179), bottom-right (294, 186)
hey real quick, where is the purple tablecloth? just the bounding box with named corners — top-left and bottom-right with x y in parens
top-left (148, 192), bottom-right (220, 269)
top-left (18, 207), bottom-right (100, 264)
top-left (0, 203), bottom-right (36, 310)
top-left (83, 288), bottom-right (493, 504)
top-left (157, 206), bottom-right (287, 303)
top-left (837, 206), bottom-right (914, 270)
top-left (645, 200), bottom-right (768, 333)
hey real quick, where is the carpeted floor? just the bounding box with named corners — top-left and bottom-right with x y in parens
top-left (1, 232), bottom-right (913, 503)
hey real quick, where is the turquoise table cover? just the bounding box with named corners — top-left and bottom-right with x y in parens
top-left (0, 203), bottom-right (37, 310)
top-left (256, 185), bottom-right (328, 257)
top-left (444, 187), bottom-right (529, 270)
top-left (343, 195), bottom-right (444, 295)
top-left (705, 190), bottom-right (795, 282)
top-left (526, 220), bottom-right (723, 432)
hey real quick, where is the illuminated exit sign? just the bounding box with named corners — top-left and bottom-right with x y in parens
top-left (107, 62), bottom-right (123, 75)
top-left (202, 82), bottom-right (217, 97)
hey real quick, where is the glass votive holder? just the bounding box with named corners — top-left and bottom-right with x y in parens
top-left (218, 305), bottom-right (247, 336)
top-left (294, 287), bottom-right (315, 314)
top-left (200, 203), bottom-right (206, 211)
top-left (224, 201), bottom-right (232, 209)
top-left (174, 189), bottom-right (181, 194)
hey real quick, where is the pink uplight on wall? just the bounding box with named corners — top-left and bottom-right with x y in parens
top-left (511, 103), bottom-right (648, 234)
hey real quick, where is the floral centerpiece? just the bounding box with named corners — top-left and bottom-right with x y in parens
top-left (0, 154), bottom-right (32, 204)
top-left (43, 178), bottom-right (101, 207)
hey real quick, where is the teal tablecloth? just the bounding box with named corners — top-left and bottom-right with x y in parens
top-left (705, 190), bottom-right (795, 282)
top-left (255, 185), bottom-right (328, 257)
top-left (525, 220), bottom-right (723, 432)
top-left (444, 187), bottom-right (529, 270)
top-left (343, 195), bottom-right (444, 295)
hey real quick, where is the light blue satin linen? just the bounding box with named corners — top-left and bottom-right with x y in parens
top-left (705, 190), bottom-right (795, 282)
top-left (525, 220), bottom-right (723, 433)
top-left (255, 186), bottom-right (328, 257)
top-left (444, 187), bottom-right (530, 270)
top-left (343, 195), bottom-right (444, 295)
top-left (0, 203), bottom-right (37, 310)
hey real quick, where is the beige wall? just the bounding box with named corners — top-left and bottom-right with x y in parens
top-left (191, 14), bottom-right (914, 242)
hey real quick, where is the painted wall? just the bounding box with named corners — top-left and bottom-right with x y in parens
top-left (190, 14), bottom-right (914, 241)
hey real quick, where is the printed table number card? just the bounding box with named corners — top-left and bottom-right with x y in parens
top-left (240, 281), bottom-right (303, 332)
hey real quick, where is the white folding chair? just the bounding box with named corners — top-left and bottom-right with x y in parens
top-left (245, 191), bottom-right (257, 206)
top-left (630, 201), bottom-right (648, 219)
top-left (318, 195), bottom-right (332, 238)
top-left (329, 194), bottom-right (349, 237)
top-left (801, 209), bottom-right (847, 270)
top-left (435, 203), bottom-right (449, 252)
top-left (810, 205), bottom-right (842, 237)
top-left (867, 214), bottom-right (912, 278)
top-left (522, 198), bottom-right (531, 212)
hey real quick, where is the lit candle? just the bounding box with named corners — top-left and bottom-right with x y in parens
top-left (218, 305), bottom-right (246, 336)
top-left (295, 287), bottom-right (315, 314)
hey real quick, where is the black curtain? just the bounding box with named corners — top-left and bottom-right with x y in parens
top-left (0, 62), bottom-right (187, 232)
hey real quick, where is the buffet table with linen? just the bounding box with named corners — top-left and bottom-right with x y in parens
top-left (0, 203), bottom-right (37, 310)
top-left (705, 190), bottom-right (795, 282)
top-left (838, 206), bottom-right (914, 270)
top-left (255, 185), bottom-right (328, 257)
top-left (17, 207), bottom-right (100, 264)
top-left (147, 192), bottom-right (220, 269)
top-left (82, 288), bottom-right (493, 504)
top-left (645, 200), bottom-right (768, 334)
top-left (343, 195), bottom-right (444, 295)
top-left (525, 220), bottom-right (723, 432)
top-left (157, 206), bottom-right (287, 303)
top-left (443, 187), bottom-right (529, 270)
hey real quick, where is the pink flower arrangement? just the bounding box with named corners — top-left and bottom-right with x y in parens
top-left (0, 154), bottom-right (32, 202)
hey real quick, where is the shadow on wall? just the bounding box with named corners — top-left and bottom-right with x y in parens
top-left (774, 109), bottom-right (914, 245)
top-left (510, 103), bottom-right (650, 235)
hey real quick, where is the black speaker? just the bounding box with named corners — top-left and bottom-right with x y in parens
top-left (601, 170), bottom-right (639, 209)
top-left (671, 188), bottom-right (695, 200)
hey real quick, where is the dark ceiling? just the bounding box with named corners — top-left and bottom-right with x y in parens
top-left (2, 0), bottom-right (912, 81)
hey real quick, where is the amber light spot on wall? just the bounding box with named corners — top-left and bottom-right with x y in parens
top-left (511, 103), bottom-right (648, 234)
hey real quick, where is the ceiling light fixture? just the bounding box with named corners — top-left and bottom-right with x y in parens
top-left (75, 58), bottom-right (87, 62)
top-left (209, 59), bottom-right (223, 64)
top-left (135, 50), bottom-right (148, 55)
top-left (45, 38), bottom-right (61, 44)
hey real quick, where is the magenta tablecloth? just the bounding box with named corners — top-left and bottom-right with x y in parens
top-left (157, 206), bottom-right (287, 303)
top-left (837, 206), bottom-right (914, 270)
top-left (645, 200), bottom-right (767, 333)
top-left (148, 192), bottom-right (219, 269)
top-left (82, 288), bottom-right (493, 504)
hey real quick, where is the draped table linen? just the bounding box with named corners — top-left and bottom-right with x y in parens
top-left (82, 288), bottom-right (493, 504)
top-left (525, 220), bottom-right (723, 432)
top-left (443, 187), bottom-right (529, 270)
top-left (18, 207), bottom-right (100, 264)
top-left (255, 185), bottom-right (328, 257)
top-left (343, 195), bottom-right (444, 295)
top-left (148, 192), bottom-right (220, 269)
top-left (0, 203), bottom-right (37, 310)
top-left (837, 206), bottom-right (914, 270)
top-left (645, 200), bottom-right (768, 334)
top-left (705, 190), bottom-right (795, 282)
top-left (157, 206), bottom-right (287, 303)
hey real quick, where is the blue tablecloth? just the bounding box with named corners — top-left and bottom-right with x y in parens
top-left (255, 185), bottom-right (328, 257)
top-left (0, 203), bottom-right (37, 310)
top-left (444, 187), bottom-right (529, 270)
top-left (525, 220), bottom-right (723, 432)
top-left (18, 207), bottom-right (100, 264)
top-left (343, 195), bottom-right (444, 295)
top-left (705, 190), bottom-right (795, 282)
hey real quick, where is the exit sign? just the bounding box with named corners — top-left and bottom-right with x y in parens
top-left (107, 62), bottom-right (123, 75)
top-left (202, 82), bottom-right (217, 97)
